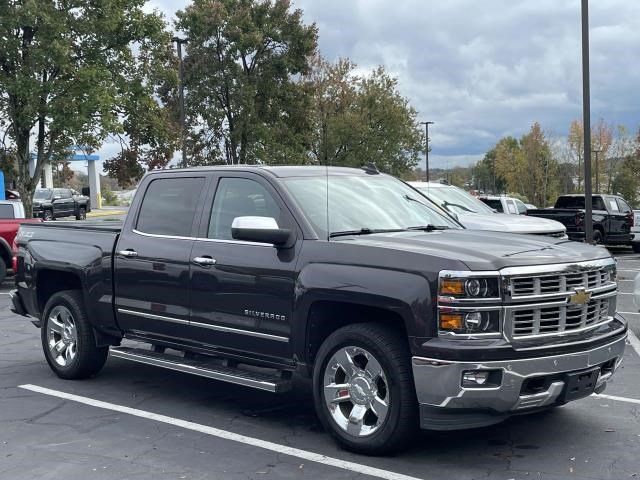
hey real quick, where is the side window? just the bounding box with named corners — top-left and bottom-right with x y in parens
top-left (208, 178), bottom-right (281, 240)
top-left (506, 200), bottom-right (517, 214)
top-left (53, 189), bottom-right (63, 199)
top-left (606, 197), bottom-right (619, 212)
top-left (515, 199), bottom-right (527, 214)
top-left (616, 198), bottom-right (632, 214)
top-left (592, 197), bottom-right (606, 211)
top-left (136, 177), bottom-right (205, 237)
top-left (63, 189), bottom-right (73, 199)
top-left (0, 204), bottom-right (15, 219)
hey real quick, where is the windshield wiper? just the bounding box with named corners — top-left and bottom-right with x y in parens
top-left (329, 228), bottom-right (407, 238)
top-left (405, 225), bottom-right (451, 231)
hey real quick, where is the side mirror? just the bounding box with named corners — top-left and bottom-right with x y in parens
top-left (231, 216), bottom-right (292, 246)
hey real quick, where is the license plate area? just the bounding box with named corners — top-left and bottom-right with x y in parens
top-left (561, 367), bottom-right (600, 402)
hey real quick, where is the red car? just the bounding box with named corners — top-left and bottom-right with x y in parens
top-left (0, 201), bottom-right (41, 282)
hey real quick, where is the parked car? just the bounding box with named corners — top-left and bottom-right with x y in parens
top-left (12, 166), bottom-right (626, 454)
top-left (32, 188), bottom-right (91, 220)
top-left (632, 210), bottom-right (640, 253)
top-left (409, 182), bottom-right (567, 238)
top-left (526, 194), bottom-right (634, 246)
top-left (479, 195), bottom-right (531, 215)
top-left (0, 200), bottom-right (41, 282)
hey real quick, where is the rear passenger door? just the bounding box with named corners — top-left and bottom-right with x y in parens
top-left (603, 196), bottom-right (627, 241)
top-left (187, 172), bottom-right (300, 363)
top-left (114, 174), bottom-right (209, 341)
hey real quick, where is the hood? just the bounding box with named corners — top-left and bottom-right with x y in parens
top-left (457, 212), bottom-right (565, 234)
top-left (337, 229), bottom-right (610, 271)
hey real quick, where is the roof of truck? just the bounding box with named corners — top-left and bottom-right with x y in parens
top-left (147, 165), bottom-right (378, 178)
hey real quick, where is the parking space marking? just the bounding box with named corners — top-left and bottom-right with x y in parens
top-left (619, 311), bottom-right (640, 315)
top-left (628, 330), bottom-right (640, 356)
top-left (594, 394), bottom-right (640, 406)
top-left (18, 384), bottom-right (425, 480)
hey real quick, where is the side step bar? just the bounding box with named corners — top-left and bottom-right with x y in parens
top-left (109, 347), bottom-right (292, 393)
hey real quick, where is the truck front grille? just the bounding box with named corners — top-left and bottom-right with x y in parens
top-left (511, 269), bottom-right (611, 297)
top-left (511, 298), bottom-right (610, 338)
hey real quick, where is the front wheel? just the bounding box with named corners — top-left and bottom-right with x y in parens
top-left (43, 209), bottom-right (54, 221)
top-left (593, 230), bottom-right (604, 245)
top-left (76, 206), bottom-right (86, 220)
top-left (312, 323), bottom-right (417, 454)
top-left (41, 290), bottom-right (108, 379)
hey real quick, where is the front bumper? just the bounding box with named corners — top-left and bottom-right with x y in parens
top-left (412, 331), bottom-right (626, 430)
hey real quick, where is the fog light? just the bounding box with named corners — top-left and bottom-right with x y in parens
top-left (462, 370), bottom-right (490, 387)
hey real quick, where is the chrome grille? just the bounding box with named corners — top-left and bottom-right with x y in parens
top-left (511, 269), bottom-right (611, 297)
top-left (511, 299), bottom-right (610, 338)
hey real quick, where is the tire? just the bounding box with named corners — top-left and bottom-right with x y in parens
top-left (41, 290), bottom-right (108, 379)
top-left (76, 206), bottom-right (86, 220)
top-left (43, 209), bottom-right (54, 221)
top-left (593, 230), bottom-right (603, 245)
top-left (312, 323), bottom-right (417, 454)
top-left (0, 260), bottom-right (6, 283)
top-left (633, 243), bottom-right (640, 254)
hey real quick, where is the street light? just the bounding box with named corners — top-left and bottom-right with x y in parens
top-left (172, 36), bottom-right (189, 168)
top-left (420, 121), bottom-right (434, 182)
top-left (581, 0), bottom-right (594, 244)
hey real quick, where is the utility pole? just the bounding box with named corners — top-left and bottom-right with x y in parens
top-left (420, 121), bottom-right (434, 182)
top-left (173, 36), bottom-right (188, 168)
top-left (593, 149), bottom-right (601, 193)
top-left (581, 0), bottom-right (594, 244)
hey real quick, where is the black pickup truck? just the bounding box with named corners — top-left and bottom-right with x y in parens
top-left (526, 194), bottom-right (634, 246)
top-left (33, 188), bottom-right (91, 220)
top-left (11, 166), bottom-right (627, 454)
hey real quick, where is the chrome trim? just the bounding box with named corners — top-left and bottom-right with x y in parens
top-left (438, 305), bottom-right (503, 312)
top-left (132, 228), bottom-right (273, 247)
top-left (438, 295), bottom-right (502, 304)
top-left (189, 320), bottom-right (289, 343)
top-left (439, 270), bottom-right (501, 278)
top-left (117, 308), bottom-right (289, 343)
top-left (507, 317), bottom-right (614, 342)
top-left (507, 283), bottom-right (617, 303)
top-left (500, 257), bottom-right (615, 277)
top-left (438, 331), bottom-right (502, 340)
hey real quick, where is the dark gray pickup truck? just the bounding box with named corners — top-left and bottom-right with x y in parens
top-left (11, 166), bottom-right (627, 454)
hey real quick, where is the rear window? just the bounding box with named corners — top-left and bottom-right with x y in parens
top-left (136, 177), bottom-right (206, 237)
top-left (480, 198), bottom-right (503, 212)
top-left (0, 204), bottom-right (15, 219)
top-left (554, 196), bottom-right (606, 210)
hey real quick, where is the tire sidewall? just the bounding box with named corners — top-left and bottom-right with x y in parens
top-left (43, 209), bottom-right (53, 221)
top-left (593, 230), bottom-right (603, 244)
top-left (312, 326), bottom-right (411, 453)
top-left (77, 207), bottom-right (86, 220)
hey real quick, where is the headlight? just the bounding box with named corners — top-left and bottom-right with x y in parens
top-left (439, 275), bottom-right (500, 299)
top-left (438, 310), bottom-right (501, 334)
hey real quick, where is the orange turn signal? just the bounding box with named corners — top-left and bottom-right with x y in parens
top-left (440, 279), bottom-right (465, 296)
top-left (439, 313), bottom-right (463, 331)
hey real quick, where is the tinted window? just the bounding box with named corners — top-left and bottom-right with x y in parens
top-left (616, 198), bottom-right (631, 213)
top-left (481, 198), bottom-right (503, 212)
top-left (208, 178), bottom-right (281, 240)
top-left (555, 196), bottom-right (606, 210)
top-left (0, 204), bottom-right (15, 219)
top-left (136, 177), bottom-right (205, 236)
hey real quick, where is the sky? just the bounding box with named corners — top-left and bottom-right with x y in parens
top-left (94, 0), bottom-right (640, 171)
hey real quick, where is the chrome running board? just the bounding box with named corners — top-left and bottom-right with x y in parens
top-left (109, 346), bottom-right (291, 393)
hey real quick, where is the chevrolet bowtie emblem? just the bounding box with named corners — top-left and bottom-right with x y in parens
top-left (568, 288), bottom-right (592, 306)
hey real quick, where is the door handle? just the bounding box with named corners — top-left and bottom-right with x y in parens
top-left (118, 249), bottom-right (138, 258)
top-left (192, 256), bottom-right (217, 267)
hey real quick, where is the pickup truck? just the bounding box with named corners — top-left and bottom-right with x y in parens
top-left (11, 166), bottom-right (627, 454)
top-left (479, 195), bottom-right (530, 215)
top-left (33, 188), bottom-right (91, 220)
top-left (526, 194), bottom-right (634, 246)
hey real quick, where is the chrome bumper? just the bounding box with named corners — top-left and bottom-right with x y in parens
top-left (412, 333), bottom-right (626, 430)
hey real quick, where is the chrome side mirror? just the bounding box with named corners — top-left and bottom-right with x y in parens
top-left (231, 216), bottom-right (292, 246)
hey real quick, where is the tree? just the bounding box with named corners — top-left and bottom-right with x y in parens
top-left (306, 56), bottom-right (424, 176)
top-left (568, 120), bottom-right (584, 190)
top-left (472, 148), bottom-right (505, 193)
top-left (0, 0), bottom-right (172, 216)
top-left (612, 128), bottom-right (640, 206)
top-left (176, 0), bottom-right (318, 166)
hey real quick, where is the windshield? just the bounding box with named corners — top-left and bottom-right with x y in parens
top-left (282, 175), bottom-right (460, 238)
top-left (34, 189), bottom-right (53, 200)
top-left (415, 185), bottom-right (495, 215)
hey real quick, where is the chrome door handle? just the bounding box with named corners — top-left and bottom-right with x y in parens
top-left (192, 256), bottom-right (217, 267)
top-left (118, 249), bottom-right (138, 258)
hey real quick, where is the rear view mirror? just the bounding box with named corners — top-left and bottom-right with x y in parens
top-left (231, 216), bottom-right (292, 246)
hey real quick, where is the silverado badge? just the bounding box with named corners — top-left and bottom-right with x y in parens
top-left (568, 287), bottom-right (591, 306)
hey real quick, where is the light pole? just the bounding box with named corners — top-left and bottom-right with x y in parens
top-left (173, 36), bottom-right (188, 168)
top-left (593, 148), bottom-right (601, 193)
top-left (420, 121), bottom-right (434, 182)
top-left (581, 0), bottom-right (594, 244)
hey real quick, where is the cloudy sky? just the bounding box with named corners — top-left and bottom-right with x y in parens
top-left (116, 0), bottom-right (638, 170)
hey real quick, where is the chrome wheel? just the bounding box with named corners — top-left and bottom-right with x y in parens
top-left (323, 346), bottom-right (390, 437)
top-left (47, 305), bottom-right (78, 367)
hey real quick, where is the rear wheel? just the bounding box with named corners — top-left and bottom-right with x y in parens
top-left (593, 230), bottom-right (604, 245)
top-left (43, 209), bottom-right (54, 221)
top-left (76, 206), bottom-right (86, 220)
top-left (41, 290), bottom-right (108, 379)
top-left (312, 323), bottom-right (417, 454)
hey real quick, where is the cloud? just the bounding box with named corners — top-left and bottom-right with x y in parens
top-left (122, 0), bottom-right (638, 170)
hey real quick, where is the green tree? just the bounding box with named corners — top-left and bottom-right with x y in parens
top-left (176, 0), bottom-right (318, 166)
top-left (612, 129), bottom-right (640, 207)
top-left (306, 56), bottom-right (423, 177)
top-left (472, 148), bottom-right (505, 193)
top-left (0, 0), bottom-right (173, 216)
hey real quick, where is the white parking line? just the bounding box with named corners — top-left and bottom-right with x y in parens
top-left (618, 311), bottom-right (640, 315)
top-left (593, 394), bottom-right (640, 406)
top-left (628, 330), bottom-right (640, 357)
top-left (18, 384), bottom-right (424, 480)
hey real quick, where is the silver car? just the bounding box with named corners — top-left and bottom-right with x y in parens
top-left (409, 182), bottom-right (567, 239)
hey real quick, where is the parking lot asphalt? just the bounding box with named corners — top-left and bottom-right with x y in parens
top-left (0, 249), bottom-right (639, 480)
